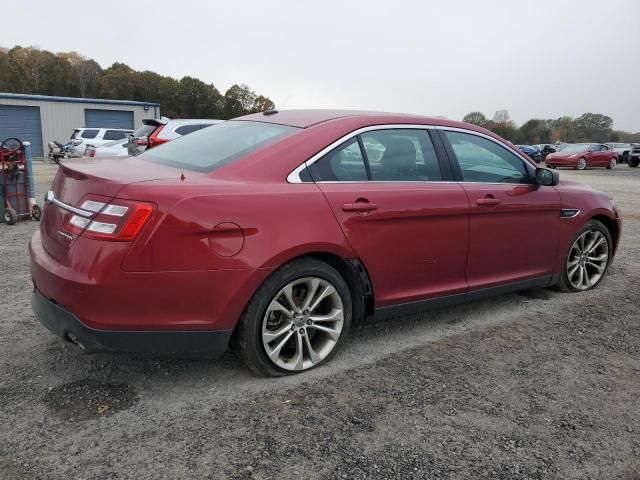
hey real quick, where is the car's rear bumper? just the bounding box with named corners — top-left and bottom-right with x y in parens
top-left (29, 230), bottom-right (270, 332)
top-left (32, 286), bottom-right (232, 355)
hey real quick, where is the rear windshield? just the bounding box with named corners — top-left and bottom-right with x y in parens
top-left (139, 121), bottom-right (300, 173)
top-left (132, 123), bottom-right (159, 138)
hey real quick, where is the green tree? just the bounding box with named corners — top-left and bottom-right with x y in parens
top-left (223, 84), bottom-right (257, 118)
top-left (518, 119), bottom-right (552, 144)
top-left (177, 76), bottom-right (222, 118)
top-left (8, 46), bottom-right (73, 95)
top-left (574, 113), bottom-right (613, 142)
top-left (58, 51), bottom-right (102, 97)
top-left (252, 95), bottom-right (275, 113)
top-left (486, 120), bottom-right (520, 143)
top-left (462, 111), bottom-right (488, 127)
top-left (551, 116), bottom-right (576, 143)
top-left (98, 62), bottom-right (141, 100)
top-left (0, 50), bottom-right (19, 92)
top-left (0, 45), bottom-right (275, 121)
top-left (156, 76), bottom-right (181, 117)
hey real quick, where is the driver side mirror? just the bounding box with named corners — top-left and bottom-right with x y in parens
top-left (535, 168), bottom-right (559, 186)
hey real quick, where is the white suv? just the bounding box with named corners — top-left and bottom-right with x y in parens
top-left (128, 118), bottom-right (222, 156)
top-left (605, 143), bottom-right (632, 163)
top-left (70, 128), bottom-right (133, 157)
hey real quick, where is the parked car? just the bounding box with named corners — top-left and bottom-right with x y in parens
top-left (30, 110), bottom-right (621, 376)
top-left (629, 144), bottom-right (640, 168)
top-left (128, 118), bottom-right (223, 156)
top-left (69, 128), bottom-right (132, 157)
top-left (516, 145), bottom-right (542, 162)
top-left (84, 139), bottom-right (129, 158)
top-left (605, 143), bottom-right (632, 163)
top-left (545, 143), bottom-right (618, 170)
top-left (535, 144), bottom-right (557, 160)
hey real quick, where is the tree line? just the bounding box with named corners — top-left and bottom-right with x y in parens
top-left (462, 110), bottom-right (640, 145)
top-left (0, 46), bottom-right (275, 119)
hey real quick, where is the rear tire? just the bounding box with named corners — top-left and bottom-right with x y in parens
top-left (234, 257), bottom-right (353, 376)
top-left (557, 220), bottom-right (612, 293)
top-left (3, 208), bottom-right (18, 225)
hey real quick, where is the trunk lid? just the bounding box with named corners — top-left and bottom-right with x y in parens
top-left (40, 157), bottom-right (185, 261)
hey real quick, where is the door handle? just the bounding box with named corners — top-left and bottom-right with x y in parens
top-left (476, 196), bottom-right (501, 206)
top-left (342, 202), bottom-right (378, 212)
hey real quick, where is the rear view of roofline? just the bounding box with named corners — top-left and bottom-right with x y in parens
top-left (0, 92), bottom-right (160, 107)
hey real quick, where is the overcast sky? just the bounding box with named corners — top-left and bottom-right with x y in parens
top-left (5, 0), bottom-right (640, 131)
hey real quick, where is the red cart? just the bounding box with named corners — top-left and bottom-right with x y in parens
top-left (1, 137), bottom-right (41, 225)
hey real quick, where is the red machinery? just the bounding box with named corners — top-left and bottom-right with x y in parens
top-left (1, 137), bottom-right (41, 225)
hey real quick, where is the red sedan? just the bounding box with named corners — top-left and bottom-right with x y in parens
top-left (545, 143), bottom-right (618, 170)
top-left (30, 110), bottom-right (621, 376)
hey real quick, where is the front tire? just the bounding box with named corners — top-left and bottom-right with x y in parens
top-left (557, 220), bottom-right (612, 292)
top-left (607, 158), bottom-right (617, 170)
top-left (576, 157), bottom-right (587, 170)
top-left (629, 158), bottom-right (639, 168)
top-left (235, 257), bottom-right (352, 376)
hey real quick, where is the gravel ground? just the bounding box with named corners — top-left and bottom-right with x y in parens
top-left (1, 162), bottom-right (639, 480)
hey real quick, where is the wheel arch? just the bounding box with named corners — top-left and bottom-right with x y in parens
top-left (590, 213), bottom-right (620, 253)
top-left (237, 247), bottom-right (375, 337)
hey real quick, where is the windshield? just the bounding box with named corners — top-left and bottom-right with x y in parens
top-left (139, 121), bottom-right (300, 173)
top-left (559, 144), bottom-right (589, 153)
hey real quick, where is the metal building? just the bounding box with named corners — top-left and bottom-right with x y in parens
top-left (0, 93), bottom-right (160, 157)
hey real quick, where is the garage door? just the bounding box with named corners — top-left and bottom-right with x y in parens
top-left (0, 105), bottom-right (44, 157)
top-left (85, 109), bottom-right (134, 129)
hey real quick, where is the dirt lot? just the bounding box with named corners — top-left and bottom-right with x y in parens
top-left (1, 163), bottom-right (639, 480)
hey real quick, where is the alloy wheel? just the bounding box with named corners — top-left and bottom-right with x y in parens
top-left (567, 229), bottom-right (609, 290)
top-left (261, 277), bottom-right (344, 371)
top-left (577, 158), bottom-right (587, 170)
top-left (609, 158), bottom-right (617, 169)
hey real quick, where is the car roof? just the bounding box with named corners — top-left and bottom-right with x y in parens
top-left (167, 119), bottom-right (223, 125)
top-left (235, 109), bottom-right (466, 129)
top-left (74, 127), bottom-right (132, 131)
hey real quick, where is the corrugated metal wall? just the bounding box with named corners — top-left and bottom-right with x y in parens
top-left (0, 97), bottom-right (159, 157)
top-left (85, 109), bottom-right (135, 129)
top-left (0, 105), bottom-right (44, 156)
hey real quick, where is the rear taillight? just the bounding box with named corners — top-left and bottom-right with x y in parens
top-left (148, 125), bottom-right (168, 148)
top-left (85, 147), bottom-right (96, 158)
top-left (134, 137), bottom-right (149, 147)
top-left (63, 195), bottom-right (155, 241)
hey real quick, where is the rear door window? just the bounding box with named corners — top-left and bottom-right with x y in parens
top-left (103, 130), bottom-right (127, 140)
top-left (308, 138), bottom-right (368, 181)
top-left (361, 129), bottom-right (442, 181)
top-left (80, 129), bottom-right (99, 139)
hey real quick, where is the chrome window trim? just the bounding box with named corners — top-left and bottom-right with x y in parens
top-left (287, 123), bottom-right (536, 184)
top-left (287, 124), bottom-right (436, 183)
top-left (44, 190), bottom-right (93, 218)
top-left (435, 126), bottom-right (536, 172)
